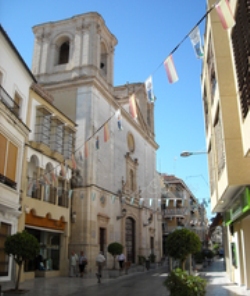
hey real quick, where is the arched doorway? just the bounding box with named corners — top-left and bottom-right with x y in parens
top-left (125, 217), bottom-right (135, 263)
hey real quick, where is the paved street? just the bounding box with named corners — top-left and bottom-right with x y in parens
top-left (3, 258), bottom-right (250, 296)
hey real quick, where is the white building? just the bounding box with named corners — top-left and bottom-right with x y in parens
top-left (0, 25), bottom-right (35, 283)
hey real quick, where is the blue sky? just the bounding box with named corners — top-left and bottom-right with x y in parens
top-left (1, 0), bottom-right (212, 218)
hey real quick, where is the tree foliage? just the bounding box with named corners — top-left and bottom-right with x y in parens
top-left (4, 230), bottom-right (39, 290)
top-left (107, 242), bottom-right (123, 269)
top-left (166, 228), bottom-right (201, 268)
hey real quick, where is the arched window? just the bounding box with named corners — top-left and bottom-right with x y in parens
top-left (100, 42), bottom-right (108, 76)
top-left (58, 41), bottom-right (69, 64)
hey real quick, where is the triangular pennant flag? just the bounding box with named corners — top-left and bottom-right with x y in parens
top-left (27, 179), bottom-right (34, 191)
top-left (116, 109), bottom-right (123, 130)
top-left (164, 55), bottom-right (179, 84)
top-left (71, 153), bottom-right (77, 169)
top-left (68, 189), bottom-right (73, 199)
top-left (111, 195), bottom-right (116, 203)
top-left (104, 122), bottom-right (110, 142)
top-left (45, 184), bottom-right (50, 199)
top-left (145, 76), bottom-right (155, 103)
top-left (79, 150), bottom-right (83, 161)
top-left (129, 94), bottom-right (137, 120)
top-left (139, 198), bottom-right (144, 207)
top-left (91, 192), bottom-right (96, 201)
top-left (44, 173), bottom-right (51, 185)
top-left (216, 0), bottom-right (235, 30)
top-left (130, 197), bottom-right (134, 205)
top-left (189, 26), bottom-right (204, 59)
top-left (51, 170), bottom-right (57, 182)
top-left (96, 136), bottom-right (100, 150)
top-left (84, 141), bottom-right (89, 158)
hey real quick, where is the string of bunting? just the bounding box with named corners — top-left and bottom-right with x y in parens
top-left (26, 0), bottom-right (235, 198)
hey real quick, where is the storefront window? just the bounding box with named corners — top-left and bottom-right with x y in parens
top-left (24, 228), bottom-right (61, 272)
top-left (0, 222), bottom-right (11, 276)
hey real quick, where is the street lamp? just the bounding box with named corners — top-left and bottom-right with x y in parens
top-left (180, 151), bottom-right (207, 157)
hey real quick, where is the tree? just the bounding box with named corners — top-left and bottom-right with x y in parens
top-left (165, 228), bottom-right (201, 270)
top-left (107, 242), bottom-right (123, 269)
top-left (4, 230), bottom-right (39, 291)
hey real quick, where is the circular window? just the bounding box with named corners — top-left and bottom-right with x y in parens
top-left (127, 133), bottom-right (135, 152)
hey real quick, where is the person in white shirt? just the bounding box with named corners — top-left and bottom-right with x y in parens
top-left (117, 253), bottom-right (126, 270)
top-left (69, 251), bottom-right (78, 277)
top-left (96, 251), bottom-right (106, 283)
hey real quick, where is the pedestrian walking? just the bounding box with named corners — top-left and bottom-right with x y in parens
top-left (79, 251), bottom-right (88, 277)
top-left (96, 251), bottom-right (106, 283)
top-left (117, 253), bottom-right (126, 270)
top-left (69, 251), bottom-right (78, 277)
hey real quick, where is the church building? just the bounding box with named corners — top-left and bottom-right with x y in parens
top-left (31, 12), bottom-right (162, 271)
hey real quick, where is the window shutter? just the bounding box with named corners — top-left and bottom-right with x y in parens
top-left (0, 133), bottom-right (7, 175)
top-left (6, 142), bottom-right (17, 181)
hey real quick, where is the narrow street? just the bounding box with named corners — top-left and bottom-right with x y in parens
top-left (13, 258), bottom-right (250, 296)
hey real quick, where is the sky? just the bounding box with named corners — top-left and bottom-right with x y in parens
top-left (0, 0), bottom-right (212, 218)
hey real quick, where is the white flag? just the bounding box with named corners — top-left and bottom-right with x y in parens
top-left (145, 76), bottom-right (155, 103)
top-left (189, 26), bottom-right (204, 59)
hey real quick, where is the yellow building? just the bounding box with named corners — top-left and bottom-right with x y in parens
top-left (161, 174), bottom-right (208, 255)
top-left (19, 83), bottom-right (76, 281)
top-left (201, 0), bottom-right (250, 289)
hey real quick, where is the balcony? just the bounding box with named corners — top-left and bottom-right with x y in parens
top-left (58, 189), bottom-right (69, 208)
top-left (43, 185), bottom-right (57, 204)
top-left (0, 173), bottom-right (17, 189)
top-left (0, 85), bottom-right (20, 117)
top-left (162, 208), bottom-right (188, 218)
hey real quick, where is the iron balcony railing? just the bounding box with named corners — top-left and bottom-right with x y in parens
top-left (0, 85), bottom-right (20, 117)
top-left (162, 208), bottom-right (188, 217)
top-left (0, 173), bottom-right (17, 189)
top-left (58, 189), bottom-right (69, 208)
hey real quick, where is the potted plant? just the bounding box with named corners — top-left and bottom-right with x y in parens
top-left (202, 249), bottom-right (214, 266)
top-left (148, 253), bottom-right (156, 269)
top-left (193, 251), bottom-right (204, 271)
top-left (165, 228), bottom-right (201, 270)
top-left (3, 230), bottom-right (39, 295)
top-left (137, 255), bottom-right (146, 271)
top-left (164, 268), bottom-right (206, 296)
top-left (107, 242), bottom-right (123, 278)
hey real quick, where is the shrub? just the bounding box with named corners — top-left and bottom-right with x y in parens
top-left (4, 230), bottom-right (39, 291)
top-left (203, 249), bottom-right (214, 259)
top-left (107, 242), bottom-right (123, 269)
top-left (194, 251), bottom-right (204, 264)
top-left (164, 268), bottom-right (206, 296)
top-left (138, 255), bottom-right (146, 265)
top-left (166, 228), bottom-right (201, 269)
top-left (149, 253), bottom-right (156, 263)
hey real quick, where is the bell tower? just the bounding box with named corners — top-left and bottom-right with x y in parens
top-left (32, 12), bottom-right (117, 87)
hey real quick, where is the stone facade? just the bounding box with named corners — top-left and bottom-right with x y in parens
top-left (31, 12), bottom-right (162, 271)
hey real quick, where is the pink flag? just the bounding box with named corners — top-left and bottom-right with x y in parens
top-left (51, 170), bottom-right (57, 182)
top-left (129, 94), bottom-right (137, 120)
top-left (44, 173), bottom-right (51, 185)
top-left (164, 55), bottom-right (179, 84)
top-left (215, 0), bottom-right (235, 30)
top-left (71, 153), bottom-right (77, 169)
top-left (104, 122), bottom-right (110, 142)
top-left (84, 142), bottom-right (89, 158)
